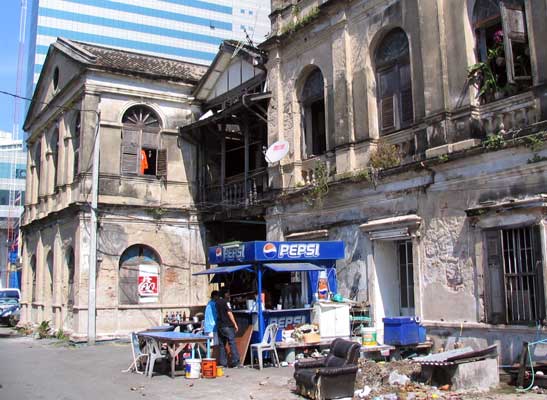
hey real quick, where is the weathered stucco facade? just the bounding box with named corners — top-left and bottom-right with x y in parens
top-left (262, 0), bottom-right (547, 363)
top-left (20, 39), bottom-right (209, 340)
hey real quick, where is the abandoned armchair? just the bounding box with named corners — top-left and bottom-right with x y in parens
top-left (293, 338), bottom-right (361, 400)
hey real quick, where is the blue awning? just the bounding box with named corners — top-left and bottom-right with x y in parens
top-left (192, 264), bottom-right (253, 276)
top-left (263, 263), bottom-right (325, 273)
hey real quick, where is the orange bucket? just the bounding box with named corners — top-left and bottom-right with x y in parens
top-left (201, 358), bottom-right (217, 379)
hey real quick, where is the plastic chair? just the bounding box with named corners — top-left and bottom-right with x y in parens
top-left (144, 336), bottom-right (169, 378)
top-left (250, 323), bottom-right (280, 370)
top-left (122, 332), bottom-right (148, 374)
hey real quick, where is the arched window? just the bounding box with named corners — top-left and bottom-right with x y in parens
top-left (301, 68), bottom-right (326, 158)
top-left (375, 28), bottom-right (413, 134)
top-left (65, 247), bottom-right (75, 307)
top-left (73, 113), bottom-right (81, 182)
top-left (121, 105), bottom-right (166, 178)
top-left (119, 244), bottom-right (161, 305)
top-left (51, 128), bottom-right (59, 192)
top-left (30, 255), bottom-right (37, 302)
top-left (471, 0), bottom-right (530, 102)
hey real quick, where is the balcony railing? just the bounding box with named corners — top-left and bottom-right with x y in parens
top-left (477, 91), bottom-right (539, 136)
top-left (204, 168), bottom-right (269, 207)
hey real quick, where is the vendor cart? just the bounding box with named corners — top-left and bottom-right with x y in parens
top-left (193, 241), bottom-right (345, 346)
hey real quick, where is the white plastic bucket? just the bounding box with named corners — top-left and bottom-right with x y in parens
top-left (361, 327), bottom-right (377, 346)
top-left (185, 359), bottom-right (201, 379)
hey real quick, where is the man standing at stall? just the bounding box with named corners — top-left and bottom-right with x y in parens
top-left (216, 289), bottom-right (240, 368)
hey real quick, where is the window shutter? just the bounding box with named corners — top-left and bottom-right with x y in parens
top-left (485, 230), bottom-right (506, 324)
top-left (121, 129), bottom-right (139, 175)
top-left (531, 226), bottom-right (546, 320)
top-left (501, 2), bottom-right (528, 83)
top-left (380, 96), bottom-right (395, 131)
top-left (142, 130), bottom-right (158, 149)
top-left (119, 264), bottom-right (139, 305)
top-left (400, 88), bottom-right (413, 124)
top-left (157, 149), bottom-right (167, 179)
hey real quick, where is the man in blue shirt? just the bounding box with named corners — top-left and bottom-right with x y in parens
top-left (204, 290), bottom-right (219, 345)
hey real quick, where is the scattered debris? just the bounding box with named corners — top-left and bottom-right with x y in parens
top-left (388, 371), bottom-right (410, 386)
top-left (355, 386), bottom-right (372, 398)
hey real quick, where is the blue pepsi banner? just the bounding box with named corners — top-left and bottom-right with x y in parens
top-left (208, 241), bottom-right (345, 265)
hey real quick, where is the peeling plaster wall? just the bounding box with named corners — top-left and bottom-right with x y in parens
top-left (265, 145), bottom-right (547, 363)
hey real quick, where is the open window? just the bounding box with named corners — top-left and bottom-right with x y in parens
top-left (375, 28), bottom-right (413, 134)
top-left (471, 0), bottom-right (531, 102)
top-left (121, 106), bottom-right (167, 178)
top-left (301, 68), bottom-right (326, 158)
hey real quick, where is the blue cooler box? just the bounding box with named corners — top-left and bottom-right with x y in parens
top-left (383, 317), bottom-right (426, 345)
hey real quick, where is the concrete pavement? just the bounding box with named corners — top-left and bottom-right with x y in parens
top-left (0, 326), bottom-right (299, 400)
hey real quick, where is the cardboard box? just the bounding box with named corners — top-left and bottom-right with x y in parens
top-left (303, 333), bottom-right (321, 343)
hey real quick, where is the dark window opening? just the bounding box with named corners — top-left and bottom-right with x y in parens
top-left (141, 148), bottom-right (157, 176)
top-left (73, 113), bottom-right (81, 181)
top-left (226, 138), bottom-right (245, 177)
top-left (471, 0), bottom-right (531, 103)
top-left (301, 68), bottom-right (326, 158)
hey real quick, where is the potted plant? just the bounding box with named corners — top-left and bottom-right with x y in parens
top-left (467, 30), bottom-right (505, 103)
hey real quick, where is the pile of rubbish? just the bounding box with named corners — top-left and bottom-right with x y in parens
top-left (354, 360), bottom-right (464, 400)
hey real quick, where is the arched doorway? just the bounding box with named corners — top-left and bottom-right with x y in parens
top-left (119, 245), bottom-right (161, 305)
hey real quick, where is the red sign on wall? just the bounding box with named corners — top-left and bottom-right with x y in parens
top-left (138, 274), bottom-right (158, 297)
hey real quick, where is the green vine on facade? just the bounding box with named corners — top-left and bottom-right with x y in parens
top-left (280, 6), bottom-right (320, 36)
top-left (524, 132), bottom-right (547, 163)
top-left (483, 133), bottom-right (506, 151)
top-left (147, 207), bottom-right (168, 220)
top-left (304, 160), bottom-right (329, 208)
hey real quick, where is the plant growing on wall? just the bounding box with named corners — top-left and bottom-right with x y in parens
top-left (304, 160), bottom-right (329, 207)
top-left (369, 140), bottom-right (401, 170)
top-left (280, 6), bottom-right (320, 36)
top-left (483, 133), bottom-right (506, 151)
top-left (525, 132), bottom-right (547, 163)
top-left (36, 320), bottom-right (51, 339)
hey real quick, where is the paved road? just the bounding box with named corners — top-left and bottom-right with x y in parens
top-left (0, 326), bottom-right (299, 400)
top-left (1, 326), bottom-right (545, 400)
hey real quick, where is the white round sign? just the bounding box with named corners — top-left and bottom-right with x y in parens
top-left (265, 140), bottom-right (290, 163)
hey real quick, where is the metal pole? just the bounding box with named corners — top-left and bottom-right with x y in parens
top-left (88, 112), bottom-right (100, 345)
top-left (257, 264), bottom-right (264, 341)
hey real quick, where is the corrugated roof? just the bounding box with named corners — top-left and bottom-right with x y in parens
top-left (72, 40), bottom-right (208, 84)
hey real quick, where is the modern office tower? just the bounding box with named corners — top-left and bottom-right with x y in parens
top-left (25, 0), bottom-right (271, 97)
top-left (0, 131), bottom-right (25, 288)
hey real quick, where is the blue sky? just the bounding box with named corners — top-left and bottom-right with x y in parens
top-left (0, 1), bottom-right (24, 136)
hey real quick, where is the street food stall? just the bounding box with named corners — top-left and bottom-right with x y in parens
top-left (193, 241), bottom-right (345, 346)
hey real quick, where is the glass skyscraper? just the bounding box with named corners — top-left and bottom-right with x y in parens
top-left (26, 0), bottom-right (271, 97)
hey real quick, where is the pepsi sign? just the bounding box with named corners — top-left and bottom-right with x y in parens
top-left (208, 241), bottom-right (344, 264)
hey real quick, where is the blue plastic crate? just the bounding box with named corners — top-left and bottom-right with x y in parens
top-left (383, 316), bottom-right (424, 345)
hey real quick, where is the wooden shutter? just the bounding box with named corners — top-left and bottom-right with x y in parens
top-left (119, 264), bottom-right (139, 305)
top-left (142, 130), bottom-right (158, 149)
top-left (157, 149), bottom-right (167, 179)
top-left (121, 129), bottom-right (139, 175)
top-left (485, 230), bottom-right (506, 324)
top-left (501, 2), bottom-right (528, 83)
top-left (400, 88), bottom-right (413, 124)
top-left (380, 96), bottom-right (395, 131)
